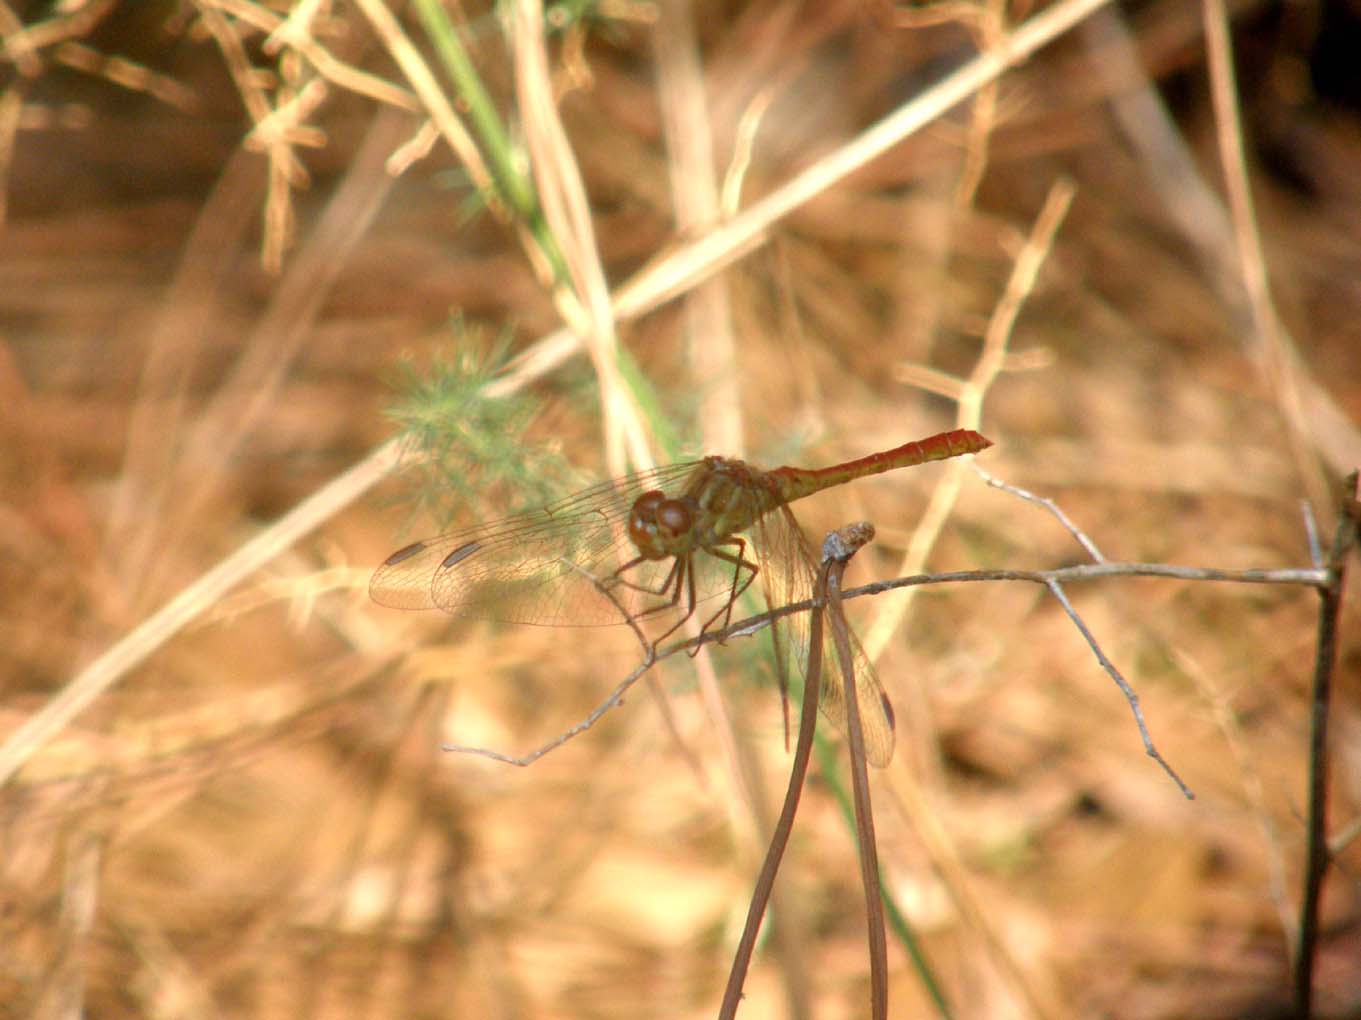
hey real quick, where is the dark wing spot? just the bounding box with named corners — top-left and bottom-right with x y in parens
top-left (383, 541), bottom-right (428, 567)
top-left (440, 540), bottom-right (482, 570)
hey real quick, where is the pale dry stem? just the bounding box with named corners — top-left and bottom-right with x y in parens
top-left (864, 179), bottom-right (1074, 659)
top-left (1, 0), bottom-right (116, 56)
top-left (0, 0), bottom-right (41, 75)
top-left (352, 0), bottom-right (498, 208)
top-left (654, 0), bottom-right (744, 457)
top-left (111, 112), bottom-right (403, 617)
top-left (54, 40), bottom-right (197, 109)
top-left (953, 0), bottom-right (1006, 207)
top-left (510, 0), bottom-right (653, 478)
top-left (259, 0), bottom-right (421, 110)
top-left (651, 0), bottom-right (770, 904)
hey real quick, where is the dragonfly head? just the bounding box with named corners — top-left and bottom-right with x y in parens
top-left (628, 489), bottom-right (694, 559)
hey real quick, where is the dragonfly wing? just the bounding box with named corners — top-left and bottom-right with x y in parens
top-left (371, 518), bottom-right (662, 625)
top-left (755, 506), bottom-right (896, 768)
top-left (371, 462), bottom-right (700, 626)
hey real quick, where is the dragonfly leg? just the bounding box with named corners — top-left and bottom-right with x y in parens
top-left (696, 538), bottom-right (758, 641)
top-left (651, 559), bottom-right (700, 650)
top-left (609, 554), bottom-right (697, 642)
top-left (608, 542), bottom-right (755, 654)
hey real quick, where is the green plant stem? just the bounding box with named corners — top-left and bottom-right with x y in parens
top-left (410, 0), bottom-right (535, 217)
top-left (409, 0), bottom-right (567, 285)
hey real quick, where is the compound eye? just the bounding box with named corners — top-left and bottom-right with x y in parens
top-left (631, 490), bottom-right (666, 524)
top-left (655, 500), bottom-right (691, 537)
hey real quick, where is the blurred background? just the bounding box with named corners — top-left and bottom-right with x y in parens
top-left (2, 1), bottom-right (1360, 1017)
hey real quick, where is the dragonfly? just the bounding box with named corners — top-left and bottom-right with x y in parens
top-left (371, 428), bottom-right (993, 766)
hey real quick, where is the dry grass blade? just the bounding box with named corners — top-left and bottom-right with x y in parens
top-left (509, 0), bottom-right (650, 476)
top-left (653, 0), bottom-right (743, 455)
top-left (864, 177), bottom-right (1075, 668)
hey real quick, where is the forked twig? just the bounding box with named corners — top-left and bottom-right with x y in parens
top-left (822, 524), bottom-right (889, 1020)
top-left (718, 524), bottom-right (884, 1020)
top-left (439, 552), bottom-right (1330, 772)
top-left (983, 469), bottom-right (1190, 785)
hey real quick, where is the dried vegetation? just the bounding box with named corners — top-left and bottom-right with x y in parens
top-left (2, 1), bottom-right (1360, 1018)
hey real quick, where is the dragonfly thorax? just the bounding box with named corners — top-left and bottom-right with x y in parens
top-left (628, 489), bottom-right (697, 560)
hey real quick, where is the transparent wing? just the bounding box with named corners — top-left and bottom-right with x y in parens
top-left (753, 505), bottom-right (896, 768)
top-left (371, 461), bottom-right (734, 628)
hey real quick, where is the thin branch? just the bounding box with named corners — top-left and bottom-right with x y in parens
top-left (976, 465), bottom-right (1106, 562)
top-left (1043, 577), bottom-right (1192, 798)
top-left (443, 649), bottom-right (658, 766)
top-left (435, 552), bottom-right (1326, 778)
top-left (1302, 499), bottom-right (1323, 569)
top-left (841, 562), bottom-right (1328, 594)
top-left (442, 557), bottom-right (654, 765)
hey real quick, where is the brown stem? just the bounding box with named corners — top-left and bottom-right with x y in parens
top-left (717, 572), bottom-right (826, 1020)
top-left (825, 543), bottom-right (888, 1020)
top-left (1293, 472), bottom-right (1360, 1018)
